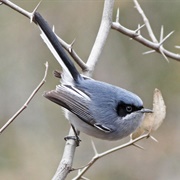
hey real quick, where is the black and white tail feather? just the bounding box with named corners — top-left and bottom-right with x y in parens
top-left (34, 12), bottom-right (79, 85)
top-left (34, 12), bottom-right (99, 134)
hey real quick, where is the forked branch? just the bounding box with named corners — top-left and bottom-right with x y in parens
top-left (112, 0), bottom-right (180, 62)
top-left (73, 133), bottom-right (151, 180)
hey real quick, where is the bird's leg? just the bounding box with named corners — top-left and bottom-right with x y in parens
top-left (64, 124), bottom-right (81, 146)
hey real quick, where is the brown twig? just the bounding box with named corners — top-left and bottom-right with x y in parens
top-left (0, 62), bottom-right (48, 134)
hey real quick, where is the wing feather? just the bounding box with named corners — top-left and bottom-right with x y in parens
top-left (43, 85), bottom-right (96, 127)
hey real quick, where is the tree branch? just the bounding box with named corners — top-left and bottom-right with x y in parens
top-left (0, 0), bottom-right (87, 72)
top-left (73, 133), bottom-right (150, 180)
top-left (0, 62), bottom-right (48, 134)
top-left (85, 0), bottom-right (115, 76)
top-left (111, 1), bottom-right (180, 62)
top-left (112, 22), bottom-right (180, 61)
top-left (133, 0), bottom-right (158, 43)
top-left (52, 128), bottom-right (77, 180)
top-left (54, 32), bottom-right (88, 71)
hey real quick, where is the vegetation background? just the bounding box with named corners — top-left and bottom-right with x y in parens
top-left (0, 0), bottom-right (180, 179)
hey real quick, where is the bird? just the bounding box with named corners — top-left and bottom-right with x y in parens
top-left (34, 12), bottom-right (152, 141)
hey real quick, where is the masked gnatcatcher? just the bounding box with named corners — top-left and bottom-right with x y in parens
top-left (34, 12), bottom-right (152, 141)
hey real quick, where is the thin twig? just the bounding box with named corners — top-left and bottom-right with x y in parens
top-left (0, 0), bottom-right (33, 20)
top-left (73, 133), bottom-right (150, 180)
top-left (112, 0), bottom-right (180, 61)
top-left (0, 0), bottom-right (86, 72)
top-left (112, 21), bottom-right (180, 61)
top-left (54, 31), bottom-right (88, 71)
top-left (0, 62), bottom-right (48, 134)
top-left (133, 0), bottom-right (158, 43)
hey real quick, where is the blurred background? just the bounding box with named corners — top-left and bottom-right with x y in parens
top-left (0, 0), bottom-right (180, 179)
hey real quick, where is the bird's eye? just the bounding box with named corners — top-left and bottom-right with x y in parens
top-left (117, 103), bottom-right (134, 117)
top-left (126, 105), bottom-right (133, 113)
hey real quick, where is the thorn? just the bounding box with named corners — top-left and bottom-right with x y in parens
top-left (130, 24), bottom-right (145, 40)
top-left (116, 8), bottom-right (120, 23)
top-left (30, 0), bottom-right (42, 23)
top-left (33, 0), bottom-right (42, 13)
top-left (132, 143), bottom-right (145, 150)
top-left (135, 24), bottom-right (145, 34)
top-left (159, 48), bottom-right (169, 62)
top-left (91, 139), bottom-right (98, 155)
top-left (78, 169), bottom-right (81, 174)
top-left (137, 24), bottom-right (141, 35)
top-left (129, 134), bottom-right (133, 141)
top-left (68, 39), bottom-right (76, 53)
top-left (52, 25), bottom-right (55, 32)
top-left (81, 176), bottom-right (90, 180)
top-left (160, 25), bottom-right (164, 42)
top-left (175, 45), bottom-right (180, 49)
top-left (71, 38), bottom-right (76, 47)
top-left (44, 61), bottom-right (48, 68)
top-left (71, 164), bottom-right (88, 172)
top-left (143, 50), bottom-right (156, 55)
top-left (150, 135), bottom-right (158, 142)
top-left (159, 30), bottom-right (174, 46)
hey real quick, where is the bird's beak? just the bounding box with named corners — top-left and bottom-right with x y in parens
top-left (141, 108), bottom-right (153, 113)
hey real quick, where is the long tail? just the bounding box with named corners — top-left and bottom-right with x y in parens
top-left (34, 12), bottom-right (81, 82)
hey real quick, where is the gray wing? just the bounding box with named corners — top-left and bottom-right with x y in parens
top-left (44, 85), bottom-right (111, 133)
top-left (43, 85), bottom-right (97, 127)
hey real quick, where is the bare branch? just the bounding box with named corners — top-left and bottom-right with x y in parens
top-left (73, 133), bottom-right (151, 180)
top-left (0, 0), bottom-right (33, 20)
top-left (133, 0), bottom-right (158, 43)
top-left (0, 0), bottom-right (87, 72)
top-left (111, 0), bottom-right (180, 62)
top-left (85, 0), bottom-right (115, 76)
top-left (112, 21), bottom-right (180, 62)
top-left (54, 30), bottom-right (88, 71)
top-left (0, 62), bottom-right (48, 134)
top-left (52, 127), bottom-right (77, 180)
